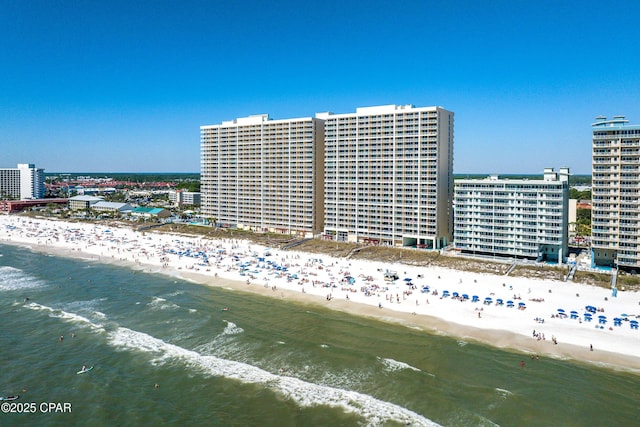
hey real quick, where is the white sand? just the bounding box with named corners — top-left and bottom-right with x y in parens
top-left (2, 215), bottom-right (640, 372)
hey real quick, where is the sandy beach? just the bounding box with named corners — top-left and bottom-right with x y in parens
top-left (2, 215), bottom-right (640, 373)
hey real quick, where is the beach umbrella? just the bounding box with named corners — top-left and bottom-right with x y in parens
top-left (598, 315), bottom-right (606, 319)
top-left (404, 277), bottom-right (412, 282)
top-left (519, 302), bottom-right (526, 306)
top-left (557, 308), bottom-right (565, 313)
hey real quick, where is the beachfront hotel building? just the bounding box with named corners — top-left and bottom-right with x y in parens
top-left (591, 116), bottom-right (640, 270)
top-left (0, 163), bottom-right (45, 200)
top-left (200, 114), bottom-right (324, 237)
top-left (454, 168), bottom-right (570, 263)
top-left (318, 105), bottom-right (454, 248)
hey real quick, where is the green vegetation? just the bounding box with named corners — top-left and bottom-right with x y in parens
top-left (569, 175), bottom-right (592, 186)
top-left (617, 274), bottom-right (640, 291)
top-left (575, 208), bottom-right (591, 236)
top-left (569, 188), bottom-right (591, 200)
top-left (176, 181), bottom-right (200, 192)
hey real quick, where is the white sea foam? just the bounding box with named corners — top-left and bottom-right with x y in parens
top-left (0, 266), bottom-right (46, 291)
top-left (378, 357), bottom-right (421, 372)
top-left (24, 302), bottom-right (105, 331)
top-left (495, 387), bottom-right (512, 397)
top-left (164, 290), bottom-right (185, 297)
top-left (147, 296), bottom-right (180, 311)
top-left (222, 321), bottom-right (244, 335)
top-left (106, 326), bottom-right (440, 426)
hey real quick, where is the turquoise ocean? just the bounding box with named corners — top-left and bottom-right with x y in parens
top-left (1, 243), bottom-right (639, 427)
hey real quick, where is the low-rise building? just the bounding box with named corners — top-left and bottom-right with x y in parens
top-left (168, 190), bottom-right (201, 206)
top-left (0, 198), bottom-right (68, 214)
top-left (68, 195), bottom-right (104, 210)
top-left (92, 201), bottom-right (133, 214)
top-left (131, 207), bottom-right (171, 219)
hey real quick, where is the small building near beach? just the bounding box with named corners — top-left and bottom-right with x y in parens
top-left (92, 201), bottom-right (133, 214)
top-left (130, 206), bottom-right (171, 219)
top-left (68, 195), bottom-right (104, 210)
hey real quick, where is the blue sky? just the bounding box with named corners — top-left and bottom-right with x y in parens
top-left (2, 0), bottom-right (639, 174)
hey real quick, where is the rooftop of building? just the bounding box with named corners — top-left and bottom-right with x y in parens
top-left (592, 115), bottom-right (640, 130)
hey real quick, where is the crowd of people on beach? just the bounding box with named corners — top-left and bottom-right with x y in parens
top-left (2, 215), bottom-right (640, 364)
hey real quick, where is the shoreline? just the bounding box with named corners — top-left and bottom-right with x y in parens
top-left (177, 269), bottom-right (640, 374)
top-left (2, 216), bottom-right (640, 374)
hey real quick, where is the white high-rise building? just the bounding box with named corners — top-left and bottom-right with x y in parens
top-left (0, 163), bottom-right (45, 200)
top-left (319, 105), bottom-right (454, 248)
top-left (591, 116), bottom-right (640, 270)
top-left (454, 168), bottom-right (570, 263)
top-left (200, 114), bottom-right (324, 237)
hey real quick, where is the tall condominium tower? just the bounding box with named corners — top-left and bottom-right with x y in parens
top-left (200, 114), bottom-right (324, 237)
top-left (454, 168), bottom-right (570, 263)
top-left (0, 163), bottom-right (45, 200)
top-left (592, 116), bottom-right (640, 270)
top-left (319, 105), bottom-right (454, 248)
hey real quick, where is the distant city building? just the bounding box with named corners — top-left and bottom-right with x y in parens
top-left (591, 116), bottom-right (640, 270)
top-left (76, 187), bottom-right (116, 196)
top-left (572, 185), bottom-right (591, 192)
top-left (454, 168), bottom-right (570, 263)
top-left (319, 105), bottom-right (454, 248)
top-left (169, 190), bottom-right (201, 206)
top-left (0, 163), bottom-right (45, 200)
top-left (201, 114), bottom-right (324, 237)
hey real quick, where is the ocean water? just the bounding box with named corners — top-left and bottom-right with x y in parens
top-left (1, 243), bottom-right (639, 427)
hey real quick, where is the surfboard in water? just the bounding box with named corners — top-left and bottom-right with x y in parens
top-left (77, 366), bottom-right (94, 375)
